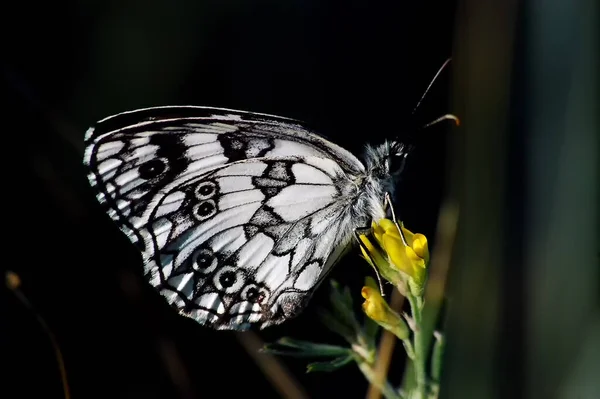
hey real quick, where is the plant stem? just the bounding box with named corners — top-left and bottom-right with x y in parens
top-left (358, 360), bottom-right (402, 399)
top-left (407, 291), bottom-right (427, 399)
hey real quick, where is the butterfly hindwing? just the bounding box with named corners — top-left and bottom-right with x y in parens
top-left (135, 157), bottom-right (354, 329)
top-left (83, 106), bottom-right (366, 330)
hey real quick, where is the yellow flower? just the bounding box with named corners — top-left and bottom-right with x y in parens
top-left (361, 277), bottom-right (409, 340)
top-left (359, 218), bottom-right (429, 294)
top-left (359, 233), bottom-right (403, 285)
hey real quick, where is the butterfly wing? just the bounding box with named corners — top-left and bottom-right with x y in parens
top-left (84, 106), bottom-right (364, 246)
top-left (138, 156), bottom-right (356, 329)
top-left (83, 106), bottom-right (367, 330)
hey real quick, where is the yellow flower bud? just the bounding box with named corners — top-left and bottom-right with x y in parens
top-left (359, 235), bottom-right (388, 271)
top-left (359, 234), bottom-right (403, 285)
top-left (359, 218), bottom-right (430, 294)
top-left (361, 286), bottom-right (387, 321)
top-left (361, 277), bottom-right (409, 340)
top-left (411, 233), bottom-right (429, 263)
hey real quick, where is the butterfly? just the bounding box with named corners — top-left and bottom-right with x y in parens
top-left (82, 104), bottom-right (418, 331)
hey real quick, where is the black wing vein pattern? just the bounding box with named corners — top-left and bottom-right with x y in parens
top-left (83, 106), bottom-right (365, 329)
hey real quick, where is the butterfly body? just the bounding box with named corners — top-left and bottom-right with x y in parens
top-left (84, 106), bottom-right (408, 330)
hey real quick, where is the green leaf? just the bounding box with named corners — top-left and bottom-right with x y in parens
top-left (328, 280), bottom-right (361, 332)
top-left (261, 337), bottom-right (353, 358)
top-left (317, 308), bottom-right (356, 343)
top-left (306, 355), bottom-right (356, 373)
top-left (430, 331), bottom-right (445, 382)
top-left (363, 314), bottom-right (380, 348)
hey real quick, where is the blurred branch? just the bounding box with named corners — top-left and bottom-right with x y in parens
top-left (6, 271), bottom-right (71, 399)
top-left (236, 332), bottom-right (310, 399)
top-left (422, 202), bottom-right (459, 350)
top-left (524, 0), bottom-right (599, 396)
top-left (118, 271), bottom-right (195, 399)
top-left (443, 0), bottom-right (519, 397)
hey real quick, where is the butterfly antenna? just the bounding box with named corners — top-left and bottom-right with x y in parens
top-left (412, 57), bottom-right (453, 116)
top-left (421, 113), bottom-right (460, 130)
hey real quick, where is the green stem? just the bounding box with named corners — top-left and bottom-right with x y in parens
top-left (357, 360), bottom-right (402, 399)
top-left (430, 332), bottom-right (445, 383)
top-left (402, 339), bottom-right (416, 360)
top-left (407, 291), bottom-right (427, 399)
top-left (427, 332), bottom-right (445, 399)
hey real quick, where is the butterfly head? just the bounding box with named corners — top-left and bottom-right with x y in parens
top-left (364, 140), bottom-right (413, 180)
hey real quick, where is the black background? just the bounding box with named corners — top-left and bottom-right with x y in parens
top-left (4, 2), bottom-right (456, 398)
top-left (4, 1), bottom-right (597, 399)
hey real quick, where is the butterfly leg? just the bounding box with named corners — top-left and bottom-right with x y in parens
top-left (384, 192), bottom-right (409, 247)
top-left (354, 225), bottom-right (372, 236)
top-left (353, 227), bottom-right (385, 296)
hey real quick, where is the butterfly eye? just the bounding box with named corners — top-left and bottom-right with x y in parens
top-left (192, 248), bottom-right (217, 274)
top-left (214, 266), bottom-right (244, 293)
top-left (389, 153), bottom-right (408, 176)
top-left (195, 181), bottom-right (217, 200)
top-left (193, 200), bottom-right (217, 221)
top-left (138, 158), bottom-right (168, 179)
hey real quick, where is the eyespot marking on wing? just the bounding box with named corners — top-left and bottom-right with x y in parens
top-left (82, 106), bottom-right (374, 330)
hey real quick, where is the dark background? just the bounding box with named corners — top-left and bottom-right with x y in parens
top-left (3, 1), bottom-right (598, 399)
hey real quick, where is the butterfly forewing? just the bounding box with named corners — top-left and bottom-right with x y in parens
top-left (83, 106), bottom-right (367, 330)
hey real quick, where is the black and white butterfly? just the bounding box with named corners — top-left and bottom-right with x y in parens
top-left (83, 105), bottom-right (412, 330)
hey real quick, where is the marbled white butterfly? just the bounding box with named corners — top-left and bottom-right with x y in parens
top-left (83, 106), bottom-right (414, 330)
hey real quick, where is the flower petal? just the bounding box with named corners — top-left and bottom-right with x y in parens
top-left (382, 234), bottom-right (413, 276)
top-left (359, 235), bottom-right (388, 271)
top-left (361, 282), bottom-right (409, 340)
top-left (361, 286), bottom-right (387, 321)
top-left (411, 233), bottom-right (429, 263)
